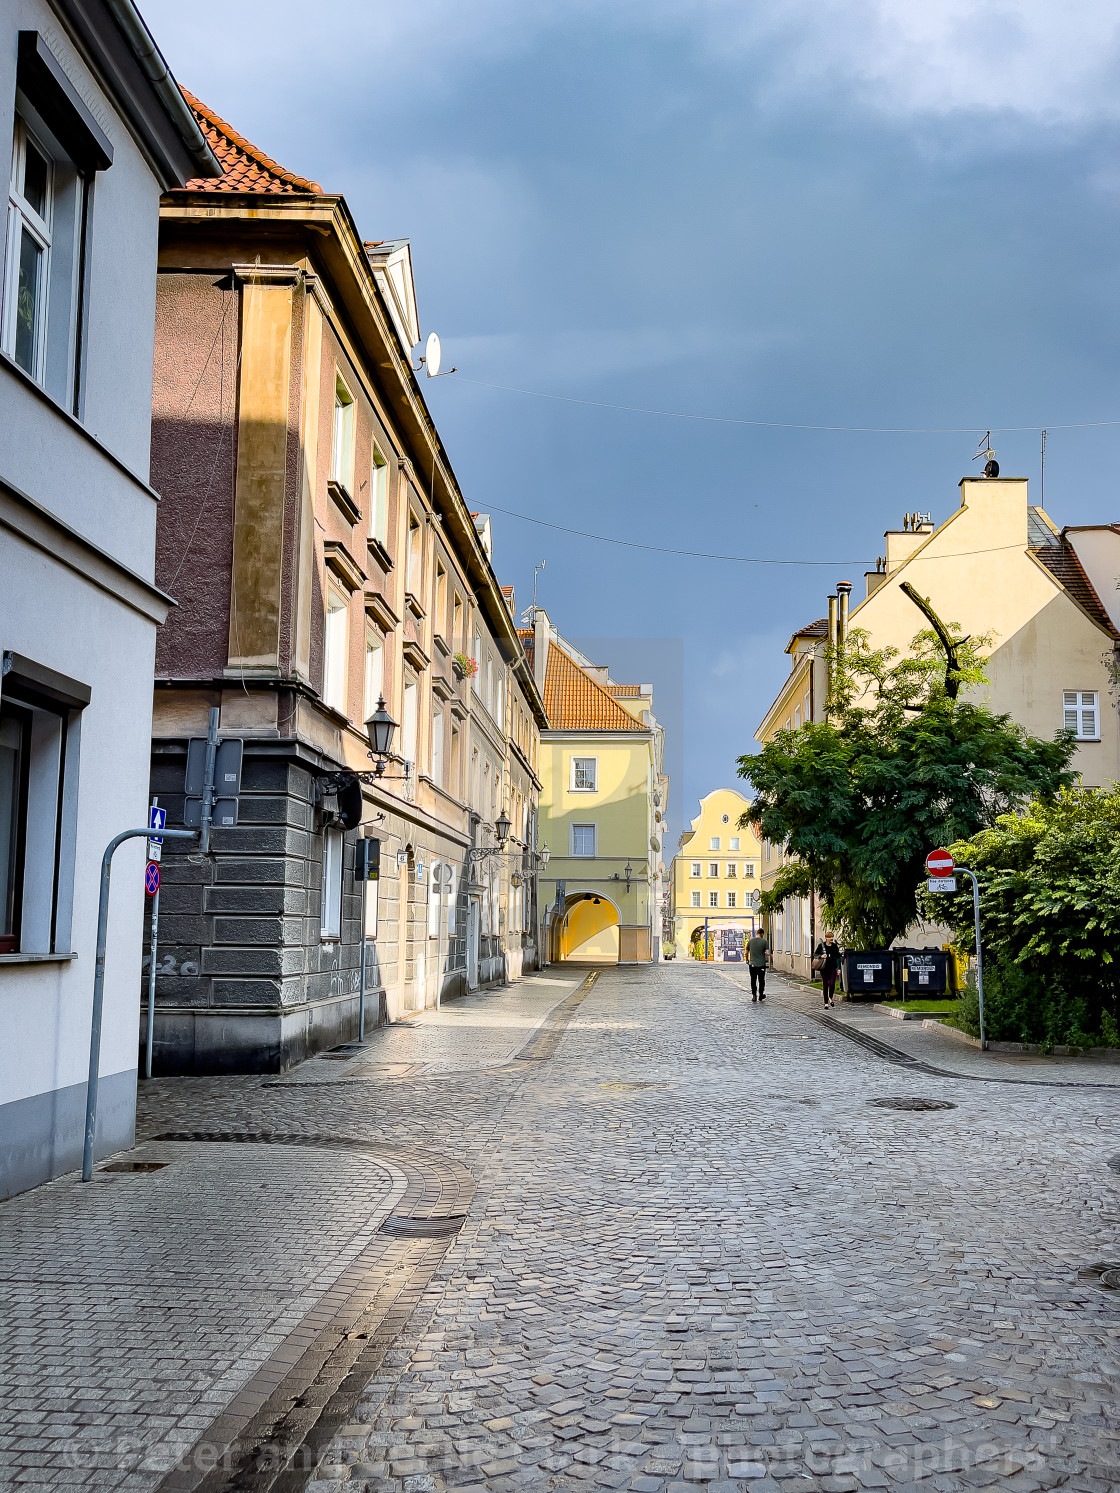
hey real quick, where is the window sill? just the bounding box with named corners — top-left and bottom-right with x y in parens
top-left (0, 951), bottom-right (77, 964)
top-left (327, 479), bottom-right (362, 527)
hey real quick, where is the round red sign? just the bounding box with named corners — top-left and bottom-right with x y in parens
top-left (925, 849), bottom-right (954, 876)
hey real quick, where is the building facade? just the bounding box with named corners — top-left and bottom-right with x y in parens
top-left (527, 611), bottom-right (667, 964)
top-left (670, 789), bottom-right (761, 960)
top-left (0, 1), bottom-right (217, 1195)
top-left (756, 474), bottom-right (1120, 979)
top-left (146, 98), bottom-right (546, 1074)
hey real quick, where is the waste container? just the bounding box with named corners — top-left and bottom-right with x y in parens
top-left (895, 948), bottom-right (949, 995)
top-left (841, 951), bottom-right (893, 996)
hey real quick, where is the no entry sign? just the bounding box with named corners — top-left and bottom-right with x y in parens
top-left (925, 849), bottom-right (954, 877)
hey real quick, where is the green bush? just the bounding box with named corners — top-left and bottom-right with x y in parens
top-left (953, 962), bottom-right (1120, 1048)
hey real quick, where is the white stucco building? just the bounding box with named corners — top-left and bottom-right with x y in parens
top-left (0, 0), bottom-right (218, 1196)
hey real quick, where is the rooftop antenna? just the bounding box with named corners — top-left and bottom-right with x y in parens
top-left (972, 431), bottom-right (999, 478)
top-left (533, 559), bottom-right (546, 608)
top-left (1040, 428), bottom-right (1047, 508)
top-left (414, 331), bottom-right (457, 378)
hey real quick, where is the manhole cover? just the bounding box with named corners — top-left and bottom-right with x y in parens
top-left (869, 1097), bottom-right (957, 1112)
top-left (99, 1160), bottom-right (171, 1173)
top-left (1078, 1261), bottom-right (1120, 1287)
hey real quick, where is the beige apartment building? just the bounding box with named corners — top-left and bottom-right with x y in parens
top-left (670, 789), bottom-right (762, 960)
top-left (757, 473), bottom-right (1120, 978)
top-left (146, 96), bottom-right (546, 1071)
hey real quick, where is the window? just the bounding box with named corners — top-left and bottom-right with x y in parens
top-left (431, 706), bottom-right (444, 786)
top-left (0, 658), bottom-right (86, 956)
top-left (804, 691), bottom-right (811, 724)
top-left (402, 678), bottom-right (418, 769)
top-left (744, 863), bottom-right (756, 879)
top-left (1064, 690), bottom-right (1100, 740)
top-left (4, 121), bottom-right (52, 380)
top-left (363, 627), bottom-right (383, 720)
top-left (331, 377), bottom-right (354, 487)
top-left (495, 670), bottom-right (505, 730)
top-left (453, 595), bottom-right (463, 651)
top-left (709, 836), bottom-right (720, 850)
top-left (571, 822), bottom-right (596, 857)
top-left (369, 445), bottom-right (389, 545)
top-left (690, 891), bottom-right (701, 908)
top-left (708, 891), bottom-right (719, 908)
top-left (708, 862), bottom-right (719, 878)
top-left (727, 891), bottom-right (737, 909)
top-left (794, 706), bottom-right (801, 729)
top-left (450, 725), bottom-right (461, 798)
top-left (486, 657), bottom-right (494, 713)
top-left (571, 757), bottom-right (598, 792)
top-left (445, 863), bottom-right (457, 935)
top-left (690, 862), bottom-right (701, 878)
top-left (472, 632), bottom-right (482, 693)
top-left (729, 836), bottom-right (740, 851)
top-left (321, 827), bottom-right (343, 939)
top-left (323, 588), bottom-right (348, 714)
top-left (429, 861), bottom-right (444, 937)
top-left (406, 513), bottom-right (421, 595)
top-left (434, 563), bottom-right (447, 639)
top-left (362, 837), bottom-right (379, 940)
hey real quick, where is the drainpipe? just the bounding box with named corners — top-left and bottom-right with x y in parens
top-left (826, 592), bottom-right (838, 712)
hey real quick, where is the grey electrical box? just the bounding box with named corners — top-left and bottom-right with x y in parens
top-left (355, 837), bottom-right (380, 882)
top-left (184, 737), bottom-right (243, 829)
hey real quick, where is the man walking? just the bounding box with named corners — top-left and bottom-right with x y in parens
top-left (747, 927), bottom-right (771, 1001)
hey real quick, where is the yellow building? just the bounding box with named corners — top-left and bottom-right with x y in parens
top-left (671, 790), bottom-right (762, 960)
top-left (526, 612), bottom-right (666, 964)
top-left (756, 473), bottom-right (1120, 979)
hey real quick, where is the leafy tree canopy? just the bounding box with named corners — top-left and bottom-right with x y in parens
top-left (738, 627), bottom-right (1076, 948)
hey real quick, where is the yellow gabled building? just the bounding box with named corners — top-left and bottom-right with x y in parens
top-left (671, 790), bottom-right (762, 960)
top-left (524, 611), bottom-right (667, 964)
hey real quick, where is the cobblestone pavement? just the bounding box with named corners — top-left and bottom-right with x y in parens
top-left (4, 962), bottom-right (1120, 1493)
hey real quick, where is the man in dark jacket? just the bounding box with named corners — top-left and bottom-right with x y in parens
top-left (747, 928), bottom-right (771, 1001)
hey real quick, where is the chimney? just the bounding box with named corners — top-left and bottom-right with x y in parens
top-left (827, 592), bottom-right (838, 705)
top-left (533, 608), bottom-right (550, 701)
top-left (836, 581), bottom-right (852, 649)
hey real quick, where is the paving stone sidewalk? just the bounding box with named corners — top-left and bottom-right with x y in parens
top-left (3, 962), bottom-right (1120, 1493)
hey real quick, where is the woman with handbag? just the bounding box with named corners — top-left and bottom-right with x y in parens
top-left (812, 930), bottom-right (841, 1008)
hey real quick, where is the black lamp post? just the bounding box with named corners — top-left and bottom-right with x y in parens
top-left (495, 809), bottom-right (511, 844)
top-left (364, 696), bottom-right (397, 776)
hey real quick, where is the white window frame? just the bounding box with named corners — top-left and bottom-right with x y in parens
top-left (709, 836), bottom-right (720, 851)
top-left (690, 891), bottom-right (701, 908)
top-left (726, 863), bottom-right (737, 878)
top-left (431, 705), bottom-right (444, 786)
top-left (369, 444), bottom-right (389, 544)
top-left (570, 822), bottom-right (597, 857)
top-left (1063, 690), bottom-right (1100, 741)
top-left (729, 836), bottom-right (740, 851)
top-left (744, 863), bottom-right (756, 879)
top-left (690, 862), bottom-right (701, 878)
top-left (321, 827), bottom-right (344, 939)
top-left (402, 678), bottom-right (419, 771)
top-left (406, 513), bottom-right (422, 595)
top-left (323, 587), bottom-right (349, 714)
top-left (363, 626), bottom-right (383, 720)
top-left (472, 632), bottom-right (482, 693)
top-left (571, 756), bottom-right (598, 792)
top-left (708, 862), bottom-right (719, 878)
top-left (727, 890), bottom-right (737, 909)
top-left (331, 376), bottom-right (355, 488)
top-left (3, 119), bottom-right (53, 382)
top-left (708, 891), bottom-right (719, 909)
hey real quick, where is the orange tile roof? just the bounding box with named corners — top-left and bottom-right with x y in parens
top-left (178, 90), bottom-right (322, 194)
top-left (1033, 539), bottom-right (1120, 640)
top-left (607, 683), bottom-right (641, 696)
top-left (543, 646), bottom-right (645, 732)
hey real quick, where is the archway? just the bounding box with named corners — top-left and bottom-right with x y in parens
top-left (559, 892), bottom-right (620, 964)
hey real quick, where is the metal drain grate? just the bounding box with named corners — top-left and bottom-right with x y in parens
top-left (99, 1160), bottom-right (171, 1173)
top-left (1078, 1261), bottom-right (1120, 1289)
top-left (380, 1213), bottom-right (467, 1239)
top-left (869, 1096), bottom-right (957, 1111)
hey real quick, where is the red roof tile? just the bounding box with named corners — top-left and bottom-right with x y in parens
top-left (178, 90), bottom-right (322, 195)
top-left (543, 647), bottom-right (645, 732)
top-left (1033, 540), bottom-right (1120, 640)
top-left (607, 683), bottom-right (641, 696)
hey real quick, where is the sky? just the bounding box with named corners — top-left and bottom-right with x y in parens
top-left (142, 0), bottom-right (1120, 847)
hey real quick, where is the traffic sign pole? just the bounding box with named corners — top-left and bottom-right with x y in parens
top-left (956, 867), bottom-right (986, 1051)
top-left (144, 800), bottom-right (161, 1081)
top-left (83, 825), bottom-right (197, 1182)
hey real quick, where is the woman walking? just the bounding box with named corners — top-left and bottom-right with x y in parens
top-left (812, 930), bottom-right (841, 1008)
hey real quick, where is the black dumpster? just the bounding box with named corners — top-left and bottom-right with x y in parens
top-left (842, 951), bottom-right (893, 996)
top-left (895, 948), bottom-right (949, 995)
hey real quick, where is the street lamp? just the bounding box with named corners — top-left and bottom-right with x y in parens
top-left (539, 844), bottom-right (550, 867)
top-left (496, 808), bottom-right (511, 844)
top-left (364, 696), bottom-right (397, 776)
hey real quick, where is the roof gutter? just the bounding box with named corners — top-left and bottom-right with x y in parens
top-left (102, 0), bottom-right (220, 178)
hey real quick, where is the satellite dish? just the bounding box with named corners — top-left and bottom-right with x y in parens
top-left (424, 332), bottom-right (441, 377)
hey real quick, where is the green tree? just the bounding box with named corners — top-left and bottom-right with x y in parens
top-left (926, 786), bottom-right (1120, 1043)
top-left (738, 627), bottom-right (1076, 948)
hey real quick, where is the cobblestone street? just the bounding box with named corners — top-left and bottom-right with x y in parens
top-left (4, 963), bottom-right (1120, 1493)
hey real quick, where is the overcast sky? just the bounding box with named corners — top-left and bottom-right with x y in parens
top-left (143, 0), bottom-right (1120, 844)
